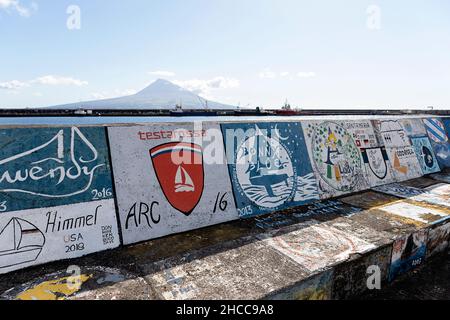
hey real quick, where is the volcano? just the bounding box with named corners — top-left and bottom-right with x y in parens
top-left (48, 79), bottom-right (236, 110)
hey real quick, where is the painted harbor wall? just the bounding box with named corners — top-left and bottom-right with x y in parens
top-left (0, 116), bottom-right (449, 274)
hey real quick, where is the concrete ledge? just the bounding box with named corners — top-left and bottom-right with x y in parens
top-left (1, 174), bottom-right (449, 300)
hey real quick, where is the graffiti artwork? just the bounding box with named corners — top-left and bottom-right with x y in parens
top-left (108, 124), bottom-right (238, 245)
top-left (424, 118), bottom-right (450, 168)
top-left (303, 121), bottom-right (368, 199)
top-left (361, 147), bottom-right (395, 187)
top-left (373, 120), bottom-right (411, 148)
top-left (411, 136), bottom-right (441, 175)
top-left (386, 147), bottom-right (423, 182)
top-left (389, 229), bottom-right (428, 282)
top-left (221, 122), bottom-right (319, 217)
top-left (0, 127), bottom-right (119, 274)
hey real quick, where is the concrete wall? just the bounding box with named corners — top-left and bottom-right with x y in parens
top-left (0, 127), bottom-right (120, 274)
top-left (0, 116), bottom-right (448, 274)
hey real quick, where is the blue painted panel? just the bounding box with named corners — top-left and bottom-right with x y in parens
top-left (221, 122), bottom-right (319, 218)
top-left (424, 118), bottom-right (450, 168)
top-left (411, 136), bottom-right (441, 174)
top-left (0, 127), bottom-right (113, 213)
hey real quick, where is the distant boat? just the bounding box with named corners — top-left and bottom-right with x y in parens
top-left (0, 218), bottom-right (45, 269)
top-left (175, 165), bottom-right (195, 193)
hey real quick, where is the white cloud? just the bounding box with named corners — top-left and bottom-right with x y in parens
top-left (280, 72), bottom-right (290, 77)
top-left (0, 80), bottom-right (29, 90)
top-left (0, 0), bottom-right (38, 17)
top-left (173, 77), bottom-right (240, 98)
top-left (297, 71), bottom-right (316, 78)
top-left (148, 70), bottom-right (176, 77)
top-left (259, 68), bottom-right (277, 79)
top-left (32, 75), bottom-right (88, 86)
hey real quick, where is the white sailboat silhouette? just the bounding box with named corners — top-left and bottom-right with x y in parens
top-left (0, 218), bottom-right (45, 269)
top-left (174, 165), bottom-right (195, 193)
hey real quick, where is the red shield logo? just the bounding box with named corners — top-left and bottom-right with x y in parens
top-left (150, 142), bottom-right (204, 216)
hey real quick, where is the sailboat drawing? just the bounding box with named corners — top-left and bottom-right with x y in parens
top-left (0, 218), bottom-right (45, 269)
top-left (175, 165), bottom-right (195, 193)
top-left (246, 127), bottom-right (290, 197)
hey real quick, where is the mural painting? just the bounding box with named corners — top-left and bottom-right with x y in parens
top-left (303, 121), bottom-right (368, 199)
top-left (426, 222), bottom-right (450, 259)
top-left (0, 127), bottom-right (119, 274)
top-left (411, 136), bottom-right (441, 175)
top-left (424, 118), bottom-right (450, 168)
top-left (389, 229), bottom-right (428, 282)
top-left (108, 123), bottom-right (239, 245)
top-left (221, 122), bottom-right (319, 217)
top-left (386, 146), bottom-right (423, 182)
top-left (344, 120), bottom-right (378, 149)
top-left (372, 183), bottom-right (425, 199)
top-left (400, 118), bottom-right (427, 137)
top-left (361, 146), bottom-right (396, 187)
top-left (372, 119), bottom-right (411, 148)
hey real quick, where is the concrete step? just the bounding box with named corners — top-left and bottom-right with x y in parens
top-left (1, 175), bottom-right (449, 300)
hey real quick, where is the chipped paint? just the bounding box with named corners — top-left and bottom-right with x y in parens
top-left (16, 274), bottom-right (93, 300)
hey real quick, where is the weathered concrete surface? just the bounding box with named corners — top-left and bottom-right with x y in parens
top-left (1, 176), bottom-right (449, 300)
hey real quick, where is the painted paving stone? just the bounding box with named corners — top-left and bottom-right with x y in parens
top-left (430, 173), bottom-right (450, 184)
top-left (389, 229), bottom-right (428, 282)
top-left (411, 136), bottom-right (441, 175)
top-left (372, 183), bottom-right (425, 198)
top-left (372, 119), bottom-right (411, 148)
top-left (386, 146), bottom-right (423, 182)
top-left (339, 191), bottom-right (400, 210)
top-left (426, 222), bottom-right (450, 259)
top-left (261, 224), bottom-right (376, 273)
top-left (221, 122), bottom-right (320, 218)
top-left (0, 127), bottom-right (120, 274)
top-left (377, 201), bottom-right (450, 226)
top-left (303, 121), bottom-right (368, 199)
top-left (108, 123), bottom-right (239, 245)
top-left (399, 177), bottom-right (440, 189)
top-left (253, 199), bottom-right (361, 231)
top-left (424, 118), bottom-right (450, 168)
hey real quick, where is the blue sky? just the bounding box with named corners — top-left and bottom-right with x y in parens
top-left (0, 0), bottom-right (449, 109)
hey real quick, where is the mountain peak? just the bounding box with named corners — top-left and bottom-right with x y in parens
top-left (48, 78), bottom-right (235, 110)
top-left (136, 79), bottom-right (185, 96)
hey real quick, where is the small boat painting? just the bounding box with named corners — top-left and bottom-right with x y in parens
top-left (0, 218), bottom-right (45, 269)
